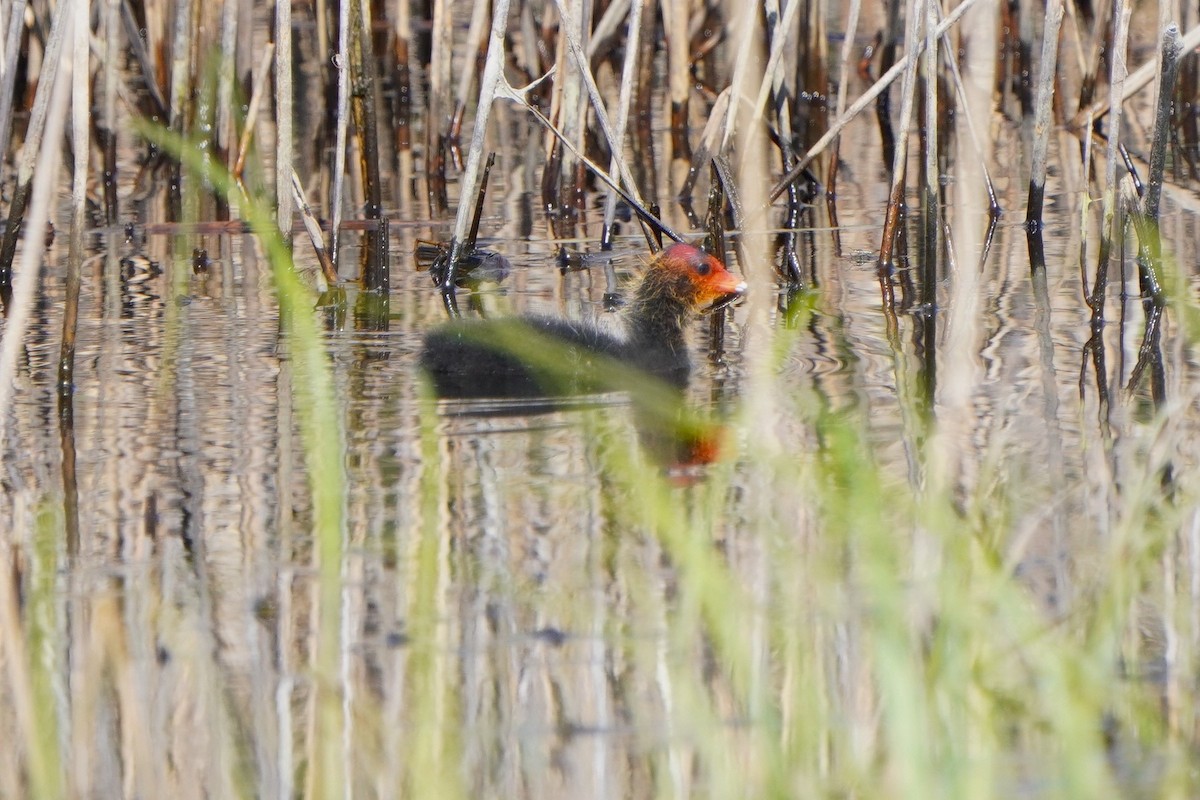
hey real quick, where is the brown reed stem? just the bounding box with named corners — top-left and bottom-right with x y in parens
top-left (350, 0), bottom-right (385, 290)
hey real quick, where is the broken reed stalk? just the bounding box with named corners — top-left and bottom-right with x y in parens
top-left (879, 0), bottom-right (925, 269)
top-left (770, 0), bottom-right (986, 202)
top-left (291, 171), bottom-right (339, 288)
top-left (0, 0), bottom-right (28, 187)
top-left (600, 0), bottom-right (645, 250)
top-left (0, 0), bottom-right (72, 298)
top-left (439, 0), bottom-right (513, 292)
top-left (275, 0), bottom-right (294, 236)
top-left (1090, 0), bottom-right (1131, 312)
top-left (330, 0), bottom-right (352, 269)
top-left (1025, 0), bottom-right (1065, 229)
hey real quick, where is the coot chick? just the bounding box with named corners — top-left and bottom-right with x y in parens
top-left (419, 243), bottom-right (745, 399)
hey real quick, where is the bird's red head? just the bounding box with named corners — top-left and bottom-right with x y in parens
top-left (653, 243), bottom-right (746, 310)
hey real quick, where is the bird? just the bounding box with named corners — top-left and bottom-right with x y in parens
top-left (419, 242), bottom-right (745, 400)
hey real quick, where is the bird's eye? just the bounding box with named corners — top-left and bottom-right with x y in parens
top-left (695, 261), bottom-right (711, 276)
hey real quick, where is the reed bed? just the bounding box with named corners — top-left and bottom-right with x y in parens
top-left (1, 0), bottom-right (1200, 797)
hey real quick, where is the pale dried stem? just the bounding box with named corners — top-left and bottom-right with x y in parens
top-left (275, 0), bottom-right (294, 234)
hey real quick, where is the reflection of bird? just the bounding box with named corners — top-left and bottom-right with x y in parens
top-left (419, 243), bottom-right (745, 399)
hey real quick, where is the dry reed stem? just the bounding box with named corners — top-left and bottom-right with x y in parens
top-left (934, 6), bottom-right (999, 214)
top-left (601, 0), bottom-right (645, 247)
top-left (1144, 24), bottom-right (1182, 224)
top-left (233, 44), bottom-right (276, 180)
top-left (440, 0), bottom-right (513, 289)
top-left (0, 0), bottom-right (72, 288)
top-left (290, 171), bottom-right (337, 288)
top-left (102, 0), bottom-right (120, 224)
top-left (1091, 0), bottom-right (1131, 311)
top-left (751, 0), bottom-right (803, 123)
top-left (451, 0), bottom-right (492, 139)
top-left (1026, 0), bottom-right (1064, 227)
top-left (216, 0), bottom-right (239, 162)
top-left (662, 0), bottom-right (690, 125)
top-left (0, 0), bottom-right (28, 187)
top-left (719, 0), bottom-right (761, 152)
top-left (61, 0), bottom-right (88, 393)
top-left (167, 0), bottom-right (194, 132)
top-left (500, 79), bottom-right (685, 242)
top-left (426, 0), bottom-right (452, 211)
top-left (828, 0), bottom-right (863, 186)
top-left (1074, 21), bottom-right (1200, 126)
top-left (0, 10), bottom-right (72, 453)
top-left (554, 0), bottom-right (647, 208)
top-left (769, 0), bottom-right (986, 201)
top-left (275, 0), bottom-right (294, 235)
top-left (879, 0), bottom-right (924, 268)
top-left (117, 0), bottom-right (168, 118)
top-left (589, 0), bottom-right (630, 56)
top-left (919, 0), bottom-right (938, 311)
top-left (331, 0), bottom-right (353, 268)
